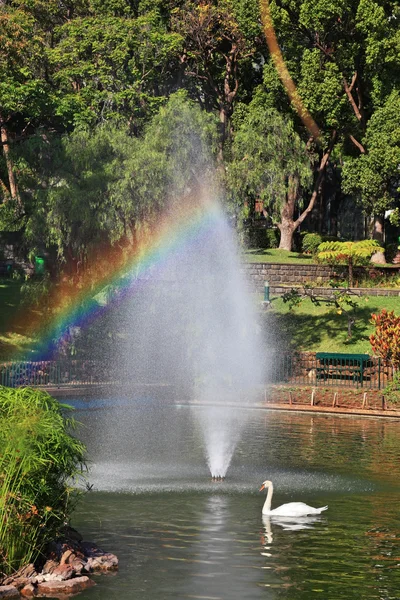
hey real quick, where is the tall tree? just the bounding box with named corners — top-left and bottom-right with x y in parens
top-left (342, 91), bottom-right (400, 261)
top-left (259, 0), bottom-right (400, 254)
top-left (22, 93), bottom-right (219, 272)
top-left (0, 5), bottom-right (49, 204)
top-left (227, 103), bottom-right (314, 250)
top-left (172, 0), bottom-right (262, 147)
top-left (50, 11), bottom-right (183, 129)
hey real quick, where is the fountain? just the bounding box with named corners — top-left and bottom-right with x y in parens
top-left (113, 184), bottom-right (264, 481)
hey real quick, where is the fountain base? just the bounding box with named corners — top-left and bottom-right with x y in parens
top-left (211, 475), bottom-right (225, 482)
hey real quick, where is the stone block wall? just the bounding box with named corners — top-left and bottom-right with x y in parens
top-left (242, 262), bottom-right (342, 293)
top-left (242, 262), bottom-right (400, 296)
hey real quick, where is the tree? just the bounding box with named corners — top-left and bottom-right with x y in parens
top-left (172, 0), bottom-right (262, 148)
top-left (227, 103), bottom-right (315, 250)
top-left (342, 91), bottom-right (400, 262)
top-left (50, 11), bottom-right (183, 129)
top-left (22, 93), bottom-right (219, 274)
top-left (282, 284), bottom-right (365, 339)
top-left (317, 239), bottom-right (384, 287)
top-left (0, 5), bottom-right (50, 204)
top-left (258, 0), bottom-right (400, 246)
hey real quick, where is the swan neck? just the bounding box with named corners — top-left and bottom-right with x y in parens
top-left (263, 482), bottom-right (273, 513)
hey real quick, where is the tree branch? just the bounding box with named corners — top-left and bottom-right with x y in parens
top-left (343, 74), bottom-right (362, 122)
top-left (293, 130), bottom-right (337, 229)
top-left (349, 134), bottom-right (366, 154)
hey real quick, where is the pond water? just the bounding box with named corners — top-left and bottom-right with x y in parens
top-left (68, 399), bottom-right (400, 600)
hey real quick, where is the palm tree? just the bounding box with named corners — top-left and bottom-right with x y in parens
top-left (317, 240), bottom-right (384, 287)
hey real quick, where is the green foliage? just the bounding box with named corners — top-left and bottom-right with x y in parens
top-left (0, 387), bottom-right (86, 577)
top-left (265, 228), bottom-right (279, 249)
top-left (0, 6), bottom-right (50, 118)
top-left (370, 309), bottom-right (400, 368)
top-left (245, 226), bottom-right (279, 249)
top-left (50, 12), bottom-right (183, 128)
top-left (317, 239), bottom-right (384, 286)
top-left (227, 103), bottom-right (313, 222)
top-left (302, 232), bottom-right (323, 255)
top-left (342, 91), bottom-right (400, 216)
top-left (383, 370), bottom-right (400, 404)
top-left (22, 93), bottom-right (219, 264)
top-left (317, 240), bottom-right (384, 263)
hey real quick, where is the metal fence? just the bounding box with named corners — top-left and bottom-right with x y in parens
top-left (269, 353), bottom-right (393, 390)
top-left (0, 360), bottom-right (112, 388)
top-left (0, 354), bottom-right (394, 390)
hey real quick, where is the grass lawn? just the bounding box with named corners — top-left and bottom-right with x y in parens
top-left (1, 276), bottom-right (399, 361)
top-left (260, 294), bottom-right (400, 354)
top-left (243, 248), bottom-right (315, 264)
top-left (0, 279), bottom-right (38, 359)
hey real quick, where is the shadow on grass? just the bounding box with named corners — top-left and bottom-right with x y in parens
top-left (261, 304), bottom-right (376, 353)
top-left (245, 248), bottom-right (313, 261)
top-left (0, 279), bottom-right (38, 360)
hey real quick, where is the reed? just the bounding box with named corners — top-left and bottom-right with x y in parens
top-left (0, 386), bottom-right (86, 579)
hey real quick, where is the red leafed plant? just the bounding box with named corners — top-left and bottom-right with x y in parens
top-left (370, 309), bottom-right (400, 368)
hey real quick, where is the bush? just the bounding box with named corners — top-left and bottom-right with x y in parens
top-left (265, 228), bottom-right (279, 249)
top-left (245, 226), bottom-right (279, 249)
top-left (385, 243), bottom-right (398, 264)
top-left (301, 232), bottom-right (322, 255)
top-left (0, 387), bottom-right (86, 578)
top-left (370, 309), bottom-right (400, 368)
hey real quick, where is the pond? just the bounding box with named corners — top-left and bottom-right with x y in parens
top-left (68, 398), bottom-right (400, 600)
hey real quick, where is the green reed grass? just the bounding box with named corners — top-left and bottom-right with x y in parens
top-left (0, 386), bottom-right (86, 579)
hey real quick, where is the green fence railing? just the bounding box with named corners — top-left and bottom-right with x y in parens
top-left (0, 353), bottom-right (393, 390)
top-left (268, 353), bottom-right (391, 390)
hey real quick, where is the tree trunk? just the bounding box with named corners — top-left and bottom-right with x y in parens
top-left (292, 131), bottom-right (337, 230)
top-left (371, 214), bottom-right (386, 264)
top-left (0, 119), bottom-right (20, 204)
top-left (278, 175), bottom-right (297, 250)
top-left (348, 256), bottom-right (354, 287)
top-left (278, 220), bottom-right (295, 250)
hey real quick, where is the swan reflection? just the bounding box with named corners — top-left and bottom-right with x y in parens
top-left (262, 514), bottom-right (324, 545)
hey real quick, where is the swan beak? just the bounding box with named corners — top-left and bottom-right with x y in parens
top-left (259, 483), bottom-right (265, 492)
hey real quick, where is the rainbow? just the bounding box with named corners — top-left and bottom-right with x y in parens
top-left (22, 197), bottom-right (223, 360)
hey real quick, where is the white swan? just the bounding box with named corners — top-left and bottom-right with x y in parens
top-left (260, 480), bottom-right (328, 517)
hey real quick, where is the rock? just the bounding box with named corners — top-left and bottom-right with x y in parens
top-left (85, 554), bottom-right (118, 571)
top-left (69, 560), bottom-right (84, 575)
top-left (37, 576), bottom-right (95, 595)
top-left (2, 566), bottom-right (36, 587)
top-left (47, 565), bottom-right (74, 581)
top-left (15, 567), bottom-right (36, 580)
top-left (1, 580), bottom-right (28, 592)
top-left (20, 584), bottom-right (36, 598)
top-left (60, 550), bottom-right (74, 566)
top-left (0, 586), bottom-right (20, 598)
top-left (41, 560), bottom-right (58, 575)
top-left (81, 542), bottom-right (118, 571)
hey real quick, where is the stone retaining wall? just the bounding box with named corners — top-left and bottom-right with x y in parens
top-left (242, 262), bottom-right (343, 292)
top-left (242, 262), bottom-right (400, 296)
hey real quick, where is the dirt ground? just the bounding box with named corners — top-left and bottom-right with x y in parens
top-left (264, 385), bottom-right (400, 417)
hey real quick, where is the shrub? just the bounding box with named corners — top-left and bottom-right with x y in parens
top-left (302, 232), bottom-right (322, 255)
top-left (317, 240), bottom-right (384, 287)
top-left (370, 309), bottom-right (400, 368)
top-left (385, 243), bottom-right (398, 264)
top-left (265, 228), bottom-right (279, 249)
top-left (0, 387), bottom-right (86, 578)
